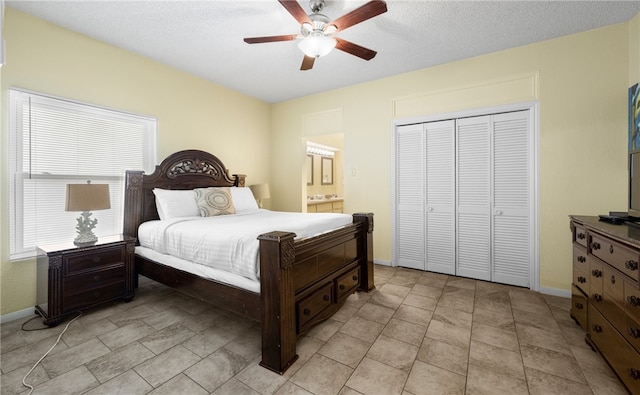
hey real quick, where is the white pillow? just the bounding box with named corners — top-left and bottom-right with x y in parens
top-left (230, 187), bottom-right (260, 213)
top-left (152, 188), bottom-right (200, 220)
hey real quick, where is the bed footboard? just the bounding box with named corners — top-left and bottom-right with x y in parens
top-left (258, 212), bottom-right (374, 374)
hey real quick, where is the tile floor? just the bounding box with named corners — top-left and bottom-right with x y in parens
top-left (0, 265), bottom-right (630, 394)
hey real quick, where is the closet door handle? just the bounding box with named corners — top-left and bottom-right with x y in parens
top-left (495, 210), bottom-right (503, 216)
top-left (427, 207), bottom-right (434, 212)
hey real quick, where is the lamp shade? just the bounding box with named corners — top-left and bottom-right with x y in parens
top-left (298, 35), bottom-right (336, 58)
top-left (65, 183), bottom-right (111, 212)
top-left (249, 184), bottom-right (271, 200)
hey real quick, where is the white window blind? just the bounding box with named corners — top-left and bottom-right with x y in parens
top-left (9, 89), bottom-right (156, 259)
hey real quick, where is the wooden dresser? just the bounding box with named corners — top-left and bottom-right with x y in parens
top-left (570, 216), bottom-right (640, 393)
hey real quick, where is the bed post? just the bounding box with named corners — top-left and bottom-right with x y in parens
top-left (123, 170), bottom-right (145, 241)
top-left (257, 231), bottom-right (299, 374)
top-left (354, 213), bottom-right (375, 292)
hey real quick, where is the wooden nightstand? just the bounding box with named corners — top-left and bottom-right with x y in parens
top-left (35, 235), bottom-right (136, 326)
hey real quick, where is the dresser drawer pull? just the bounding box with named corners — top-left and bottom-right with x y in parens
top-left (628, 368), bottom-right (640, 380)
top-left (339, 284), bottom-right (345, 290)
top-left (352, 275), bottom-right (358, 282)
top-left (591, 269), bottom-right (602, 278)
top-left (610, 275), bottom-right (616, 284)
top-left (577, 256), bottom-right (586, 263)
top-left (592, 294), bottom-right (602, 302)
top-left (577, 232), bottom-right (586, 240)
top-left (609, 245), bottom-right (614, 254)
top-left (592, 324), bottom-right (603, 333)
top-left (575, 302), bottom-right (584, 310)
top-left (577, 276), bottom-right (586, 284)
top-left (629, 295), bottom-right (639, 307)
top-left (323, 294), bottom-right (330, 302)
top-left (626, 260), bottom-right (639, 271)
top-left (629, 327), bottom-right (640, 338)
top-left (591, 242), bottom-right (601, 250)
top-left (303, 308), bottom-right (311, 316)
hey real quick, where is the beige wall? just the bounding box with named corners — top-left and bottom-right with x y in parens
top-left (0, 8), bottom-right (271, 316)
top-left (272, 21), bottom-right (636, 292)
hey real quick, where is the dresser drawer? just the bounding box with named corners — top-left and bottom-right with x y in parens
top-left (589, 305), bottom-right (640, 394)
top-left (297, 282), bottom-right (333, 331)
top-left (625, 279), bottom-right (640, 321)
top-left (571, 284), bottom-right (588, 330)
top-left (63, 282), bottom-right (125, 312)
top-left (573, 223), bottom-right (588, 248)
top-left (590, 233), bottom-right (640, 281)
top-left (625, 312), bottom-right (640, 354)
top-left (335, 266), bottom-right (360, 301)
top-left (573, 245), bottom-right (589, 294)
top-left (64, 265), bottom-right (125, 294)
top-left (65, 246), bottom-right (125, 275)
top-left (601, 264), bottom-right (626, 331)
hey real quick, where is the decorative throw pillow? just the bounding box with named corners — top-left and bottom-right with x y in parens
top-left (152, 188), bottom-right (200, 220)
top-left (194, 187), bottom-right (236, 217)
top-left (230, 187), bottom-right (259, 213)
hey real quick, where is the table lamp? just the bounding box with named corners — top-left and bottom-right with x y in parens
top-left (249, 184), bottom-right (270, 208)
top-left (65, 181), bottom-right (111, 245)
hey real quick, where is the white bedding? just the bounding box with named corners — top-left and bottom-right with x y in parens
top-left (137, 209), bottom-right (353, 282)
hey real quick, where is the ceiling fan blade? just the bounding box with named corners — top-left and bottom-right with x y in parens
top-left (328, 0), bottom-right (387, 32)
top-left (278, 0), bottom-right (312, 25)
top-left (243, 34), bottom-right (298, 44)
top-left (301, 55), bottom-right (315, 71)
top-left (335, 38), bottom-right (377, 61)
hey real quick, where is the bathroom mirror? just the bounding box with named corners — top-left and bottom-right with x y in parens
top-left (321, 157), bottom-right (333, 185)
top-left (307, 155), bottom-right (313, 185)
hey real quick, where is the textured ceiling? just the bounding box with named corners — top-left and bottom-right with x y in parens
top-left (7, 0), bottom-right (640, 103)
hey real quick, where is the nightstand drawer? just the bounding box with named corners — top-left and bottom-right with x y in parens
top-left (65, 246), bottom-right (124, 275)
top-left (64, 265), bottom-right (125, 294)
top-left (63, 282), bottom-right (125, 312)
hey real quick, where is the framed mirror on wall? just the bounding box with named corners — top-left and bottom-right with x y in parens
top-left (307, 155), bottom-right (313, 185)
top-left (321, 157), bottom-right (333, 185)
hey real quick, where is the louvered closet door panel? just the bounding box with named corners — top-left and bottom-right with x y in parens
top-left (396, 124), bottom-right (425, 270)
top-left (457, 116), bottom-right (491, 281)
top-left (426, 119), bottom-right (456, 275)
top-left (492, 110), bottom-right (531, 287)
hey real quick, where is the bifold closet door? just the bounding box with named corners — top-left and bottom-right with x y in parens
top-left (425, 120), bottom-right (456, 274)
top-left (456, 116), bottom-right (492, 281)
top-left (395, 124), bottom-right (425, 270)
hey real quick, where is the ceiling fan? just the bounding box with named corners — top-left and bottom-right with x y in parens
top-left (243, 0), bottom-right (388, 71)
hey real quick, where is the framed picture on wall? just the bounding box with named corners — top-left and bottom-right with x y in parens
top-left (307, 155), bottom-right (313, 185)
top-left (321, 157), bottom-right (333, 185)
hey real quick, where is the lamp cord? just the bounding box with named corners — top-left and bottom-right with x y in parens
top-left (22, 311), bottom-right (83, 394)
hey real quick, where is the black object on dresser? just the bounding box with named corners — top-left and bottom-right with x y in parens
top-left (570, 216), bottom-right (640, 394)
top-left (35, 235), bottom-right (136, 326)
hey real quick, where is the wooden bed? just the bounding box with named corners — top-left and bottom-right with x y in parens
top-left (123, 149), bottom-right (374, 374)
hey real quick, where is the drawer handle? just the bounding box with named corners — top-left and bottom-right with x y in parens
top-left (575, 302), bottom-right (584, 310)
top-left (629, 327), bottom-right (640, 338)
top-left (339, 284), bottom-right (345, 290)
top-left (352, 275), bottom-right (358, 282)
top-left (93, 274), bottom-right (101, 282)
top-left (303, 308), bottom-right (311, 316)
top-left (577, 232), bottom-right (586, 240)
top-left (577, 256), bottom-right (586, 263)
top-left (628, 368), bottom-right (640, 380)
top-left (628, 295), bottom-right (639, 307)
top-left (591, 269), bottom-right (601, 278)
top-left (626, 260), bottom-right (639, 271)
top-left (92, 257), bottom-right (101, 263)
top-left (577, 276), bottom-right (586, 284)
top-left (591, 242), bottom-right (601, 250)
top-left (592, 294), bottom-right (602, 302)
top-left (323, 294), bottom-right (330, 302)
top-left (592, 324), bottom-right (603, 333)
top-left (610, 275), bottom-right (616, 285)
top-left (609, 245), bottom-right (614, 254)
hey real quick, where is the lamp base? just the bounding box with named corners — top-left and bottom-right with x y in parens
top-left (74, 211), bottom-right (98, 246)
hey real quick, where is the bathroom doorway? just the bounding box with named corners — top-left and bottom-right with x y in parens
top-left (305, 133), bottom-right (344, 213)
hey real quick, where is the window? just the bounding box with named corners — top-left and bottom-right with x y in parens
top-left (9, 89), bottom-right (156, 259)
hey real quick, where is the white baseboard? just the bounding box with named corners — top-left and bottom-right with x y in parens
top-left (373, 259), bottom-right (392, 267)
top-left (1, 307), bottom-right (37, 324)
top-left (538, 286), bottom-right (570, 298)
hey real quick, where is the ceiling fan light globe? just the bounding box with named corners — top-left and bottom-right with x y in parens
top-left (298, 35), bottom-right (336, 58)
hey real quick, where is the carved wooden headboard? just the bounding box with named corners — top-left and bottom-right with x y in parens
top-left (123, 149), bottom-right (246, 241)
